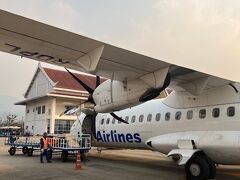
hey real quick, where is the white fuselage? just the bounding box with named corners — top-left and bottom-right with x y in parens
top-left (72, 83), bottom-right (240, 165)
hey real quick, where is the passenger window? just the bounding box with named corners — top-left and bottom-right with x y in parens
top-left (155, 113), bottom-right (161, 121)
top-left (106, 118), bottom-right (110, 124)
top-left (175, 111), bottom-right (181, 120)
top-left (227, 106), bottom-right (235, 117)
top-left (212, 108), bottom-right (220, 118)
top-left (187, 110), bottom-right (193, 120)
top-left (165, 112), bottom-right (171, 121)
top-left (112, 118), bottom-right (115, 124)
top-left (131, 115), bottom-right (136, 123)
top-left (118, 118), bottom-right (122, 124)
top-left (125, 116), bottom-right (129, 123)
top-left (147, 114), bottom-right (152, 122)
top-left (101, 119), bottom-right (104, 124)
top-left (199, 109), bottom-right (206, 119)
top-left (139, 115), bottom-right (144, 122)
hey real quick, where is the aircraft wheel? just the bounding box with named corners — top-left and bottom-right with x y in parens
top-left (200, 154), bottom-right (216, 179)
top-left (27, 148), bottom-right (33, 156)
top-left (185, 156), bottom-right (210, 180)
top-left (61, 151), bottom-right (68, 162)
top-left (9, 147), bottom-right (16, 156)
top-left (22, 146), bottom-right (28, 154)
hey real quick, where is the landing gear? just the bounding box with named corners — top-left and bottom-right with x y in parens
top-left (185, 155), bottom-right (216, 180)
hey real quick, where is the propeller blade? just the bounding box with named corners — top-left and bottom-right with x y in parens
top-left (59, 99), bottom-right (91, 116)
top-left (65, 68), bottom-right (94, 94)
top-left (110, 112), bottom-right (129, 124)
top-left (96, 75), bottom-right (100, 88)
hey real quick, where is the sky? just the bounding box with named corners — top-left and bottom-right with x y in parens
top-left (1, 0), bottom-right (240, 100)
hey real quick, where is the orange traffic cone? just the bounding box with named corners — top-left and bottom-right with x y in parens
top-left (75, 151), bottom-right (81, 170)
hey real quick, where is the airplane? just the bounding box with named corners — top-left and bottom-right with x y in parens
top-left (0, 9), bottom-right (239, 179)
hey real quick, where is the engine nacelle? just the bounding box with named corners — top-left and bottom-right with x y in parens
top-left (93, 68), bottom-right (170, 113)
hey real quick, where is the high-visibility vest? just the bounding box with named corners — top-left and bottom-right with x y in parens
top-left (42, 138), bottom-right (48, 149)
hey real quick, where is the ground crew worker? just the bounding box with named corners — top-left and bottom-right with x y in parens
top-left (40, 132), bottom-right (51, 163)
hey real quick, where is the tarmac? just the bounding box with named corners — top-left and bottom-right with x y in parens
top-left (0, 137), bottom-right (240, 180)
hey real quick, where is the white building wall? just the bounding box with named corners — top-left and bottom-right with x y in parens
top-left (26, 70), bottom-right (53, 99)
top-left (24, 97), bottom-right (77, 135)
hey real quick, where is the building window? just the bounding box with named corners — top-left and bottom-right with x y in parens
top-left (26, 109), bottom-right (29, 114)
top-left (212, 108), bottom-right (220, 118)
top-left (147, 114), bottom-right (152, 122)
top-left (139, 115), bottom-right (144, 122)
top-left (26, 126), bottom-right (28, 130)
top-left (42, 105), bottom-right (45, 114)
top-left (131, 116), bottom-right (136, 123)
top-left (32, 126), bottom-right (34, 130)
top-left (48, 109), bottom-right (51, 115)
top-left (106, 118), bottom-right (110, 124)
top-left (165, 112), bottom-right (171, 121)
top-left (101, 119), bottom-right (104, 125)
top-left (155, 113), bottom-right (161, 121)
top-left (175, 111), bottom-right (181, 120)
top-left (187, 110), bottom-right (193, 120)
top-left (54, 120), bottom-right (74, 134)
top-left (47, 119), bottom-right (50, 134)
top-left (227, 106), bottom-right (235, 117)
top-left (37, 106), bottom-right (41, 114)
top-left (112, 118), bottom-right (115, 124)
top-left (199, 109), bottom-right (206, 119)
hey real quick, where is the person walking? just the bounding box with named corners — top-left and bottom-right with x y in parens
top-left (40, 132), bottom-right (51, 163)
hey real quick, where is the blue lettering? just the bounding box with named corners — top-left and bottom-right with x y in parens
top-left (96, 131), bottom-right (104, 142)
top-left (126, 133), bottom-right (133, 143)
top-left (134, 133), bottom-right (141, 143)
top-left (96, 131), bottom-right (142, 144)
top-left (117, 134), bottom-right (126, 143)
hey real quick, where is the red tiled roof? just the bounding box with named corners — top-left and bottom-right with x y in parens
top-left (43, 68), bottom-right (104, 91)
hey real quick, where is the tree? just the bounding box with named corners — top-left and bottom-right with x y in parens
top-left (1, 113), bottom-right (17, 126)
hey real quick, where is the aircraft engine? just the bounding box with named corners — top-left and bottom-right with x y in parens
top-left (93, 73), bottom-right (170, 113)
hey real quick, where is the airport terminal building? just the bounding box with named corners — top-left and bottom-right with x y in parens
top-left (15, 63), bottom-right (96, 135)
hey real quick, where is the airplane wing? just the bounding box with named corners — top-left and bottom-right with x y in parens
top-left (0, 10), bottom-right (234, 94)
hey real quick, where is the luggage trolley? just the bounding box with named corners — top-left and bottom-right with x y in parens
top-left (44, 134), bottom-right (91, 162)
top-left (5, 135), bottom-right (40, 156)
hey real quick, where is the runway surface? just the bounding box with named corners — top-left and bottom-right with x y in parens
top-left (0, 138), bottom-right (240, 180)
